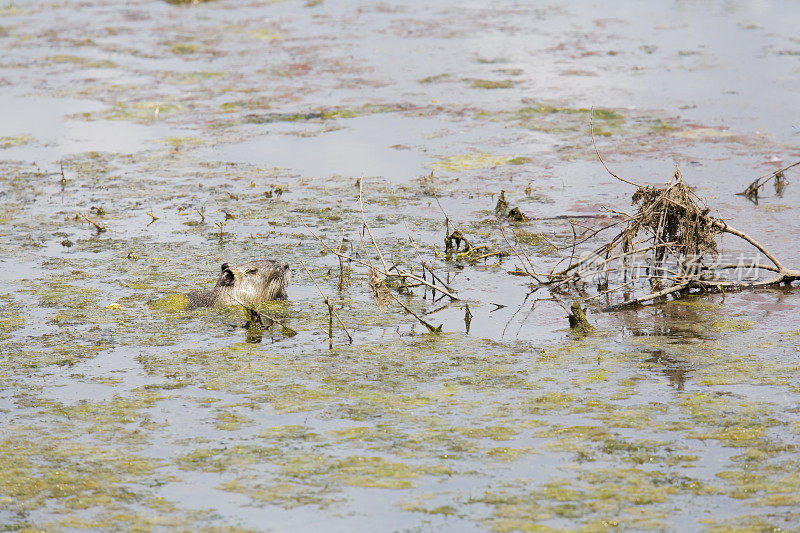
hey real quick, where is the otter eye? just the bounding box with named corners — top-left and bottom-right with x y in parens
top-left (246, 268), bottom-right (258, 275)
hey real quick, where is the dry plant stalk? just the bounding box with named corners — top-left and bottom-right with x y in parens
top-left (336, 237), bottom-right (352, 292)
top-left (738, 160), bottom-right (798, 204)
top-left (301, 220), bottom-right (459, 301)
top-left (79, 212), bottom-right (106, 233)
top-left (301, 181), bottom-right (456, 334)
top-left (542, 166), bottom-right (799, 310)
top-left (299, 259), bottom-right (353, 348)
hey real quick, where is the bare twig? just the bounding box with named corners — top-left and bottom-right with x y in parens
top-left (225, 293), bottom-right (297, 336)
top-left (301, 218), bottom-right (459, 300)
top-left (403, 219), bottom-right (455, 292)
top-left (590, 107), bottom-right (642, 188)
top-left (712, 219), bottom-right (785, 273)
top-left (541, 163), bottom-right (798, 311)
top-left (385, 290), bottom-right (442, 333)
top-left (79, 212), bottom-right (106, 233)
top-left (498, 224), bottom-right (542, 282)
top-left (299, 259), bottom-right (353, 346)
top-left (358, 177), bottom-right (389, 273)
top-left (738, 160), bottom-right (799, 203)
top-left (602, 281), bottom-right (692, 311)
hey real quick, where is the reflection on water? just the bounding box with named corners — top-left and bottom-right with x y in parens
top-left (643, 348), bottom-right (691, 391)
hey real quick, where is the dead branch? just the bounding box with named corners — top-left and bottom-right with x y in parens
top-left (435, 192), bottom-right (502, 263)
top-left (225, 293), bottom-right (297, 337)
top-left (539, 164), bottom-right (799, 310)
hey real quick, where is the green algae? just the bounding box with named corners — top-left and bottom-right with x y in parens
top-left (428, 153), bottom-right (531, 172)
top-left (478, 105), bottom-right (624, 135)
top-left (529, 392), bottom-right (577, 413)
top-left (169, 43), bottom-right (201, 55)
top-left (471, 79), bottom-right (514, 89)
top-left (0, 296), bottom-right (24, 339)
top-left (157, 70), bottom-right (223, 84)
top-left (400, 497), bottom-right (457, 516)
top-left (219, 98), bottom-right (271, 112)
top-left (474, 466), bottom-right (718, 532)
top-left (419, 73), bottom-right (451, 84)
top-left (160, 136), bottom-right (206, 148)
top-left (71, 101), bottom-right (182, 123)
top-left (47, 55), bottom-right (117, 68)
top-left (244, 104), bottom-right (402, 124)
top-left (455, 425), bottom-right (519, 441)
top-left (0, 433), bottom-right (162, 515)
top-left (485, 447), bottom-right (532, 461)
top-left (709, 318), bottom-right (754, 332)
top-left (249, 28), bottom-right (282, 41)
top-left (0, 134), bottom-right (32, 149)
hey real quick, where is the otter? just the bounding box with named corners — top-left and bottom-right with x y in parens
top-left (187, 260), bottom-right (290, 310)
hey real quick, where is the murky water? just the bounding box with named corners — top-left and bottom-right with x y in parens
top-left (2, 0), bottom-right (800, 531)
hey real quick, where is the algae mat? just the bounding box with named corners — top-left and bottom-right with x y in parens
top-left (2, 0), bottom-right (800, 531)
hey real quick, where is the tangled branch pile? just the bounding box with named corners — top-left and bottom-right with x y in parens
top-left (545, 167), bottom-right (799, 310)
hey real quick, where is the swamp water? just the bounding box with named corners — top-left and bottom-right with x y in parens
top-left (1, 0), bottom-right (800, 531)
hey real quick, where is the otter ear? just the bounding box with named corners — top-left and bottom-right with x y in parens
top-left (220, 268), bottom-right (235, 286)
top-left (220, 263), bottom-right (229, 273)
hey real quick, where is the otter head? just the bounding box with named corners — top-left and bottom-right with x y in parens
top-left (214, 260), bottom-right (291, 307)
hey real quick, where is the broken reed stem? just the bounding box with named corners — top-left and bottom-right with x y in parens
top-left (328, 304), bottom-right (333, 350)
top-left (384, 290), bottom-right (441, 334)
top-left (336, 236), bottom-right (351, 292)
top-left (79, 212), bottom-right (106, 233)
top-left (301, 219), bottom-right (459, 300)
top-left (433, 193), bottom-right (451, 235)
top-left (434, 193), bottom-right (476, 255)
top-left (358, 177), bottom-right (389, 273)
top-left (402, 219), bottom-right (455, 292)
top-left (602, 281), bottom-right (692, 311)
top-left (299, 259), bottom-right (353, 345)
top-left (472, 251), bottom-right (504, 261)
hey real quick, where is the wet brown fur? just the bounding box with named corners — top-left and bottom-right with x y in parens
top-left (187, 260), bottom-right (290, 309)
